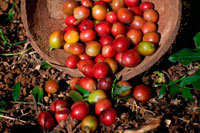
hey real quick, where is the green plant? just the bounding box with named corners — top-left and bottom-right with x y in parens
top-left (153, 71), bottom-right (165, 83)
top-left (169, 32), bottom-right (200, 65)
top-left (0, 28), bottom-right (28, 56)
top-left (111, 76), bottom-right (133, 100)
top-left (12, 82), bottom-right (44, 105)
top-left (157, 67), bottom-right (200, 103)
top-left (7, 0), bottom-right (17, 21)
top-left (0, 29), bottom-right (9, 47)
top-left (0, 29), bottom-right (26, 47)
top-left (157, 32), bottom-right (200, 103)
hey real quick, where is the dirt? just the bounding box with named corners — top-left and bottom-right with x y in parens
top-left (0, 0), bottom-right (200, 133)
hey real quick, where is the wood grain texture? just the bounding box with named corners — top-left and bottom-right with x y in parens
top-left (21, 0), bottom-right (182, 80)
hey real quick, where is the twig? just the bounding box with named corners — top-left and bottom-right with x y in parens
top-left (10, 101), bottom-right (45, 106)
top-left (28, 51), bottom-right (37, 55)
top-left (127, 99), bottom-right (156, 116)
top-left (0, 114), bottom-right (36, 125)
top-left (31, 94), bottom-right (38, 116)
top-left (115, 116), bottom-right (163, 133)
top-left (0, 109), bottom-right (10, 114)
top-left (178, 117), bottom-right (192, 127)
top-left (72, 123), bottom-right (81, 133)
top-left (0, 41), bottom-right (32, 56)
top-left (0, 47), bottom-right (32, 56)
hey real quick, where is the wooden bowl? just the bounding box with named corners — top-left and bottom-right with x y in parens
top-left (21, 0), bottom-right (182, 80)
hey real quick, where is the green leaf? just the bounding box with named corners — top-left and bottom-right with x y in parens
top-left (13, 82), bottom-right (21, 101)
top-left (181, 87), bottom-right (193, 104)
top-left (194, 48), bottom-right (200, 52)
top-left (153, 71), bottom-right (164, 83)
top-left (180, 75), bottom-right (200, 86)
top-left (158, 85), bottom-right (167, 99)
top-left (7, 11), bottom-right (14, 21)
top-left (194, 67), bottom-right (200, 75)
top-left (113, 85), bottom-right (132, 95)
top-left (0, 101), bottom-right (6, 106)
top-left (76, 84), bottom-right (90, 95)
top-left (153, 71), bottom-right (164, 77)
top-left (32, 86), bottom-right (44, 102)
top-left (193, 32), bottom-right (200, 49)
top-left (169, 85), bottom-right (180, 98)
top-left (69, 90), bottom-right (83, 102)
top-left (7, 0), bottom-right (17, 21)
top-left (0, 106), bottom-right (5, 112)
top-left (0, 107), bottom-right (5, 120)
top-left (168, 48), bottom-right (200, 65)
top-left (192, 79), bottom-right (200, 89)
top-left (82, 94), bottom-right (89, 97)
top-left (40, 62), bottom-right (52, 69)
top-left (0, 107), bottom-right (5, 112)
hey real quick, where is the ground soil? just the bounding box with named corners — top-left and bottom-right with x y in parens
top-left (0, 0), bottom-right (200, 133)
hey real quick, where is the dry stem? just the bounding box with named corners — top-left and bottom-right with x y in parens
top-left (0, 114), bottom-right (36, 125)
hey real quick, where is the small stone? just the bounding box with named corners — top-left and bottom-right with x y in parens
top-left (35, 65), bottom-right (40, 70)
top-left (165, 119), bottom-right (171, 127)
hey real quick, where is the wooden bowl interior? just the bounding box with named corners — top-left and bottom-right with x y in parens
top-left (21, 0), bottom-right (181, 80)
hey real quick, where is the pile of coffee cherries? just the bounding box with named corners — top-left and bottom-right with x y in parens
top-left (38, 76), bottom-right (151, 132)
top-left (45, 0), bottom-right (158, 131)
top-left (39, 79), bottom-right (120, 132)
top-left (49, 0), bottom-right (160, 79)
